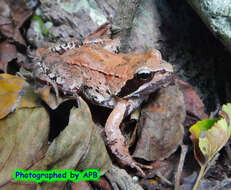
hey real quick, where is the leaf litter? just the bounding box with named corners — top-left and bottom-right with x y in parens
top-left (0, 1), bottom-right (231, 189)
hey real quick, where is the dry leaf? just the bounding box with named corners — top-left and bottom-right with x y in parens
top-left (178, 79), bottom-right (208, 120)
top-left (0, 74), bottom-right (40, 119)
top-left (71, 181), bottom-right (93, 190)
top-left (0, 41), bottom-right (17, 72)
top-left (0, 0), bottom-right (35, 45)
top-left (34, 97), bottom-right (111, 189)
top-left (133, 83), bottom-right (185, 161)
top-left (0, 107), bottom-right (49, 187)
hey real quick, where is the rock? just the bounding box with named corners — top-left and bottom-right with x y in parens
top-left (27, 0), bottom-right (118, 47)
top-left (127, 0), bottom-right (162, 53)
top-left (186, 0), bottom-right (231, 52)
top-left (116, 0), bottom-right (224, 113)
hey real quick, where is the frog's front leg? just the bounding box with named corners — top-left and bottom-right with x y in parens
top-left (105, 100), bottom-right (150, 176)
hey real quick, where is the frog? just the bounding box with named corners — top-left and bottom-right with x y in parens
top-left (27, 22), bottom-right (174, 176)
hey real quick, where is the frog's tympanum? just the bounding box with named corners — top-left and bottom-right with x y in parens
top-left (28, 23), bottom-right (174, 175)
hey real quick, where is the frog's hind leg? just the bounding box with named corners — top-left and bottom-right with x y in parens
top-left (49, 22), bottom-right (120, 55)
top-left (48, 22), bottom-right (110, 55)
top-left (105, 100), bottom-right (151, 176)
top-left (84, 22), bottom-right (111, 42)
top-left (84, 22), bottom-right (120, 41)
top-left (49, 22), bottom-right (111, 54)
top-left (49, 40), bottom-right (84, 55)
top-left (83, 22), bottom-right (120, 53)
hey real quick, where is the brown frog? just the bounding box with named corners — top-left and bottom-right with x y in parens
top-left (28, 23), bottom-right (174, 175)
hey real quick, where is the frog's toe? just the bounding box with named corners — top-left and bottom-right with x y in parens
top-left (130, 161), bottom-right (146, 176)
top-left (131, 161), bottom-right (153, 176)
top-left (111, 145), bottom-right (151, 176)
top-left (138, 163), bottom-right (153, 169)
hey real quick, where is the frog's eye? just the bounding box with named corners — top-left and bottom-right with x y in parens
top-left (135, 69), bottom-right (153, 81)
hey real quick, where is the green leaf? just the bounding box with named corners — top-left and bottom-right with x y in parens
top-left (189, 103), bottom-right (231, 190)
top-left (189, 118), bottom-right (218, 138)
top-left (31, 15), bottom-right (50, 36)
top-left (31, 15), bottom-right (57, 40)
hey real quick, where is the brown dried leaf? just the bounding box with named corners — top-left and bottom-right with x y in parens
top-left (0, 107), bottom-right (49, 187)
top-left (0, 0), bottom-right (35, 45)
top-left (44, 97), bottom-right (111, 172)
top-left (133, 83), bottom-right (186, 161)
top-left (71, 181), bottom-right (93, 190)
top-left (91, 176), bottom-right (112, 190)
top-left (178, 79), bottom-right (208, 120)
top-left (9, 1), bottom-right (33, 29)
top-left (36, 86), bottom-right (74, 110)
top-left (0, 41), bottom-right (17, 72)
top-left (33, 97), bottom-right (111, 189)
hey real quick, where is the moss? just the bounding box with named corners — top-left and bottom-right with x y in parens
top-left (31, 15), bottom-right (57, 40)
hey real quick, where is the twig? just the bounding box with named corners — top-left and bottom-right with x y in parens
top-left (175, 144), bottom-right (188, 190)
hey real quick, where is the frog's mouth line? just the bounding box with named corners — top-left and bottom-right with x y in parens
top-left (120, 72), bottom-right (174, 99)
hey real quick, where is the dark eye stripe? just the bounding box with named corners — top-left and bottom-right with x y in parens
top-left (117, 72), bottom-right (154, 98)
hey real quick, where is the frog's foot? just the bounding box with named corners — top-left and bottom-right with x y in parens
top-left (105, 100), bottom-right (151, 176)
top-left (84, 22), bottom-right (120, 40)
top-left (108, 141), bottom-right (152, 176)
top-left (84, 22), bottom-right (111, 42)
top-left (83, 22), bottom-right (120, 53)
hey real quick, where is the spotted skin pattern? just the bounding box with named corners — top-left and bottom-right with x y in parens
top-left (49, 40), bottom-right (83, 54)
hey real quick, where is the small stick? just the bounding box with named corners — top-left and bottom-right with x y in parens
top-left (175, 144), bottom-right (188, 190)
